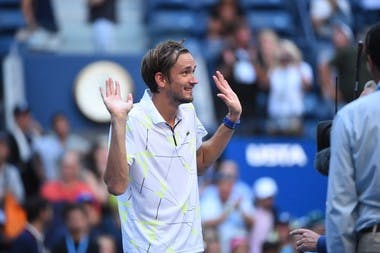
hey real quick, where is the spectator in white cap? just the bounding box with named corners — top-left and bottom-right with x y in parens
top-left (249, 177), bottom-right (278, 253)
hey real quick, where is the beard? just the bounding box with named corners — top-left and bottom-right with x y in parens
top-left (171, 90), bottom-right (193, 104)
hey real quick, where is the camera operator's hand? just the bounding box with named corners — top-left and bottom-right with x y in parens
top-left (290, 228), bottom-right (321, 252)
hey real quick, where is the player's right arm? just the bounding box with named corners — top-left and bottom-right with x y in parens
top-left (100, 78), bottom-right (133, 195)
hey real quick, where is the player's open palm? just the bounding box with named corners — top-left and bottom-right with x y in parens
top-left (100, 78), bottom-right (133, 120)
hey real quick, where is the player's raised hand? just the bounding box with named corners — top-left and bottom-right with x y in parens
top-left (100, 78), bottom-right (133, 121)
top-left (213, 71), bottom-right (242, 122)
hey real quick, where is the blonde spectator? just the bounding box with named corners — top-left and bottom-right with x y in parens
top-left (267, 39), bottom-right (313, 136)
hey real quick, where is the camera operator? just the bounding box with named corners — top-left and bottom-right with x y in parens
top-left (326, 23), bottom-right (380, 253)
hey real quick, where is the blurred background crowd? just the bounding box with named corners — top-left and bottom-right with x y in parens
top-left (0, 0), bottom-right (379, 252)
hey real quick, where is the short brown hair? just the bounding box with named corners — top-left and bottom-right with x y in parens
top-left (141, 40), bottom-right (189, 93)
top-left (365, 23), bottom-right (380, 71)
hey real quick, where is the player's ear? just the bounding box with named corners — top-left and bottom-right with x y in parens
top-left (155, 72), bottom-right (167, 89)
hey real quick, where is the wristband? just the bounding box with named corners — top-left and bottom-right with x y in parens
top-left (223, 116), bottom-right (240, 130)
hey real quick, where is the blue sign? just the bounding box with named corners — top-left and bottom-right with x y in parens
top-left (224, 137), bottom-right (327, 218)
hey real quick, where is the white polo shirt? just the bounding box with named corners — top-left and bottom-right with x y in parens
top-left (117, 89), bottom-right (207, 253)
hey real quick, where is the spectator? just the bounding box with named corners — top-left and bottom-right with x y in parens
top-left (256, 29), bottom-right (281, 87)
top-left (10, 196), bottom-right (52, 253)
top-left (276, 213), bottom-right (296, 253)
top-left (51, 203), bottom-right (100, 253)
top-left (201, 160), bottom-right (253, 253)
top-left (0, 132), bottom-right (26, 248)
top-left (82, 138), bottom-right (109, 205)
top-left (262, 241), bottom-right (280, 253)
top-left (7, 104), bottom-right (43, 197)
top-left (87, 0), bottom-right (117, 53)
top-left (210, 0), bottom-right (244, 39)
top-left (34, 113), bottom-right (90, 181)
top-left (82, 140), bottom-right (122, 252)
top-left (250, 177), bottom-right (278, 253)
top-left (217, 22), bottom-right (259, 132)
top-left (0, 132), bottom-right (25, 204)
top-left (40, 150), bottom-right (94, 203)
top-left (318, 23), bottom-right (371, 109)
top-left (19, 0), bottom-right (60, 51)
top-left (98, 234), bottom-right (117, 253)
top-left (267, 39), bottom-right (313, 136)
top-left (77, 194), bottom-right (122, 253)
top-left (310, 0), bottom-right (351, 40)
top-left (204, 13), bottom-right (226, 75)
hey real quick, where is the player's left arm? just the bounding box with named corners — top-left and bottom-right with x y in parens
top-left (197, 71), bottom-right (242, 174)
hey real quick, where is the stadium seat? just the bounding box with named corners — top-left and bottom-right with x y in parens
top-left (0, 0), bottom-right (20, 6)
top-left (147, 0), bottom-right (195, 10)
top-left (0, 9), bottom-right (25, 31)
top-left (246, 10), bottom-right (295, 36)
top-left (192, 0), bottom-right (219, 10)
top-left (147, 10), bottom-right (207, 38)
top-left (0, 35), bottom-right (14, 56)
top-left (239, 0), bottom-right (287, 10)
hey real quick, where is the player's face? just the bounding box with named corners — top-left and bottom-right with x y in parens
top-left (166, 53), bottom-right (198, 104)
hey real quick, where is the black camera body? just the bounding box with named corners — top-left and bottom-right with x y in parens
top-left (314, 120), bottom-right (332, 176)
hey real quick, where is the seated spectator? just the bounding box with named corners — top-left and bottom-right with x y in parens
top-left (275, 213), bottom-right (296, 253)
top-left (51, 203), bottom-right (100, 253)
top-left (7, 104), bottom-right (43, 197)
top-left (34, 112), bottom-right (90, 181)
top-left (10, 196), bottom-right (52, 253)
top-left (250, 177), bottom-right (278, 253)
top-left (41, 150), bottom-right (94, 203)
top-left (82, 138), bottom-right (110, 205)
top-left (98, 234), bottom-right (117, 253)
top-left (0, 132), bottom-right (25, 204)
top-left (262, 241), bottom-right (280, 253)
top-left (77, 193), bottom-right (122, 253)
top-left (267, 39), bottom-right (313, 136)
top-left (81, 141), bottom-right (122, 252)
top-left (0, 132), bottom-right (26, 248)
top-left (201, 160), bottom-right (253, 253)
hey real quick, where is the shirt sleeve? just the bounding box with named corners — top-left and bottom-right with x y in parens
top-left (316, 235), bottom-right (327, 253)
top-left (195, 115), bottom-right (208, 150)
top-left (326, 112), bottom-right (357, 253)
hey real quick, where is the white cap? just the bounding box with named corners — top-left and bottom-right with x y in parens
top-left (253, 177), bottom-right (278, 199)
